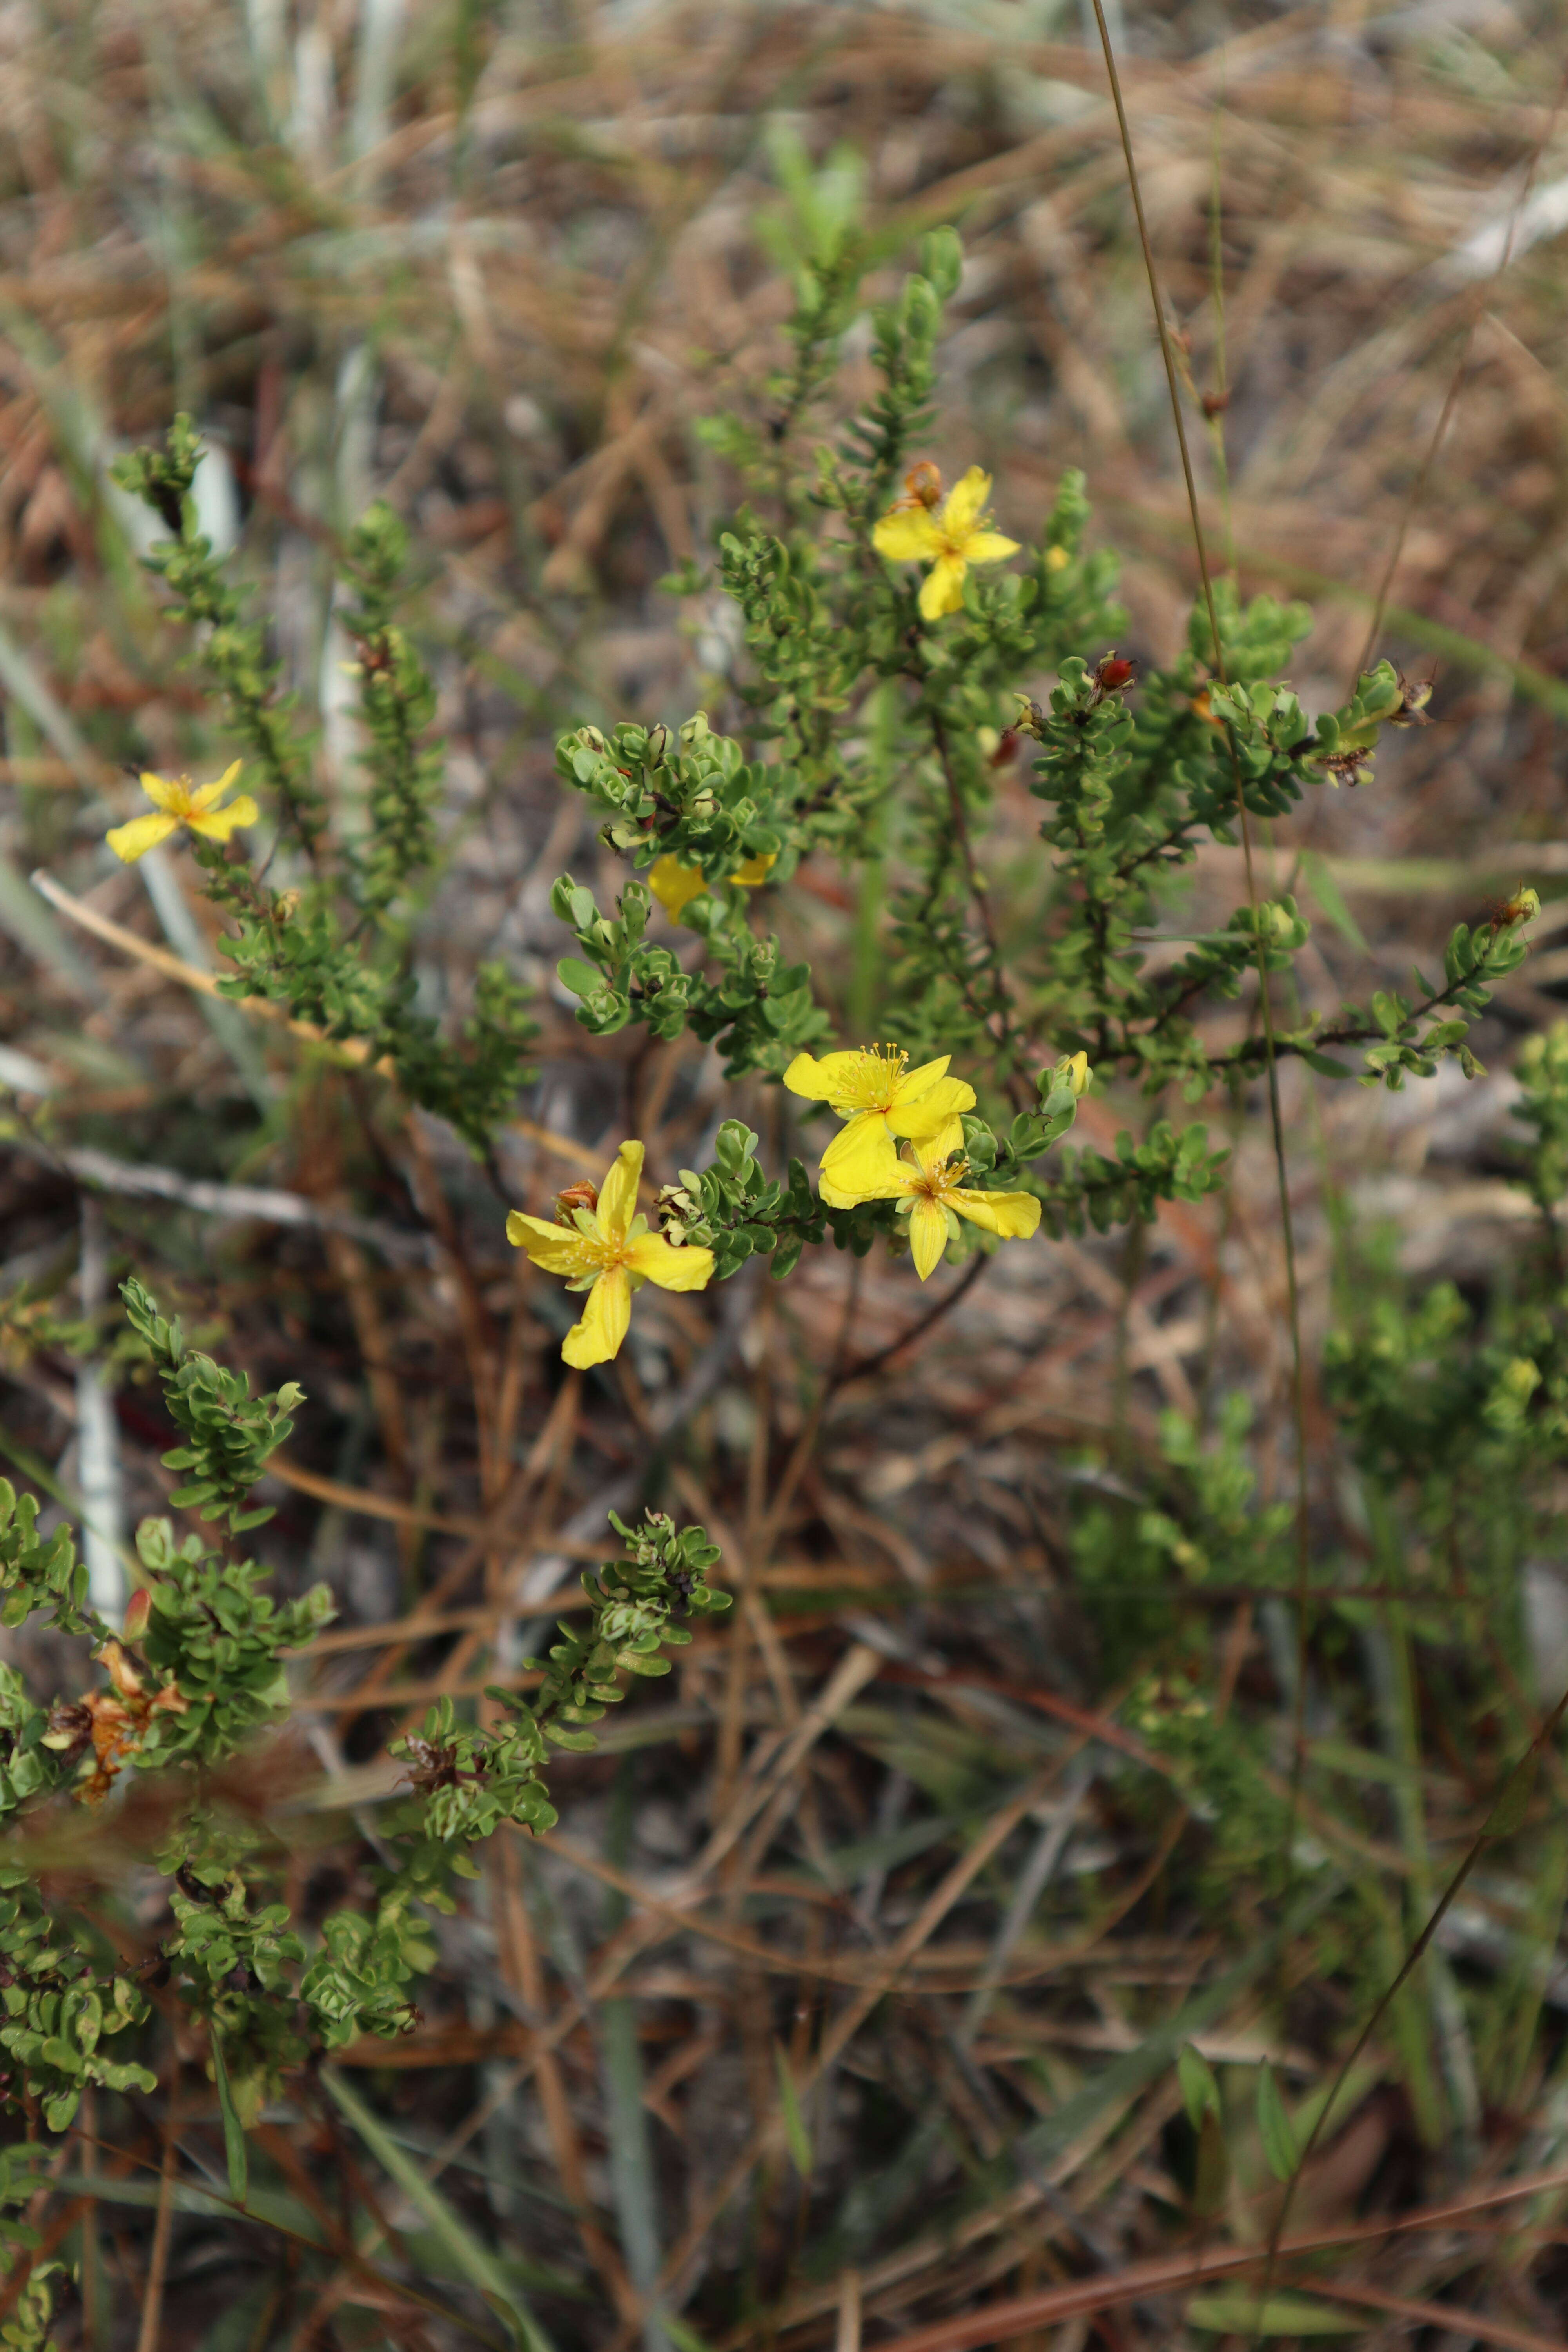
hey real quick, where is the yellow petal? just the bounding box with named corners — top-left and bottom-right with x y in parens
top-left (907, 1195), bottom-right (950, 1281)
top-left (941, 466), bottom-right (992, 536)
top-left (138, 772), bottom-right (186, 813)
top-left (186, 793), bottom-right (258, 843)
top-left (909, 1127), bottom-right (964, 1179)
top-left (562, 1267), bottom-right (632, 1368)
top-left (950, 1187), bottom-right (1041, 1242)
top-left (105, 810), bottom-right (179, 863)
top-left (962, 529), bottom-right (1021, 566)
top-left (823, 1153), bottom-right (908, 1209)
top-left (596, 1140), bottom-right (644, 1243)
top-left (784, 1051), bottom-right (827, 1100)
top-left (188, 761), bottom-right (245, 814)
top-left (784, 1049), bottom-right (871, 1103)
top-left (891, 1054), bottom-right (952, 1105)
top-left (506, 1211), bottom-right (599, 1277)
top-left (733, 854), bottom-right (775, 887)
top-left (918, 555), bottom-right (967, 621)
top-left (873, 508), bottom-right (943, 562)
top-left (626, 1233), bottom-right (715, 1292)
top-left (648, 855), bottom-right (709, 920)
top-left (820, 1113), bottom-right (906, 1201)
top-left (886, 1076), bottom-right (975, 1139)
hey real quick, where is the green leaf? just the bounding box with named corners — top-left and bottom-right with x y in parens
top-left (1255, 2062), bottom-right (1299, 2183)
top-left (323, 2069), bottom-right (553, 2352)
top-left (773, 2042), bottom-right (813, 2182)
top-left (1177, 2041), bottom-right (1220, 2128)
top-left (557, 957), bottom-right (604, 998)
top-left (1298, 1048), bottom-right (1353, 1078)
top-left (1186, 2292), bottom-right (1360, 2334)
top-left (210, 2032), bottom-right (248, 2205)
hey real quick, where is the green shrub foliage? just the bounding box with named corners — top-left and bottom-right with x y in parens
top-left (4, 203), bottom-right (1556, 2341)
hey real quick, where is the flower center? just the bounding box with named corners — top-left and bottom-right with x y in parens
top-left (858, 1045), bottom-right (908, 1112)
top-left (917, 1154), bottom-right (967, 1201)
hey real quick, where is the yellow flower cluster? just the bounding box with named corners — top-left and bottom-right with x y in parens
top-left (784, 1044), bottom-right (1051, 1281)
top-left (648, 853), bottom-right (774, 922)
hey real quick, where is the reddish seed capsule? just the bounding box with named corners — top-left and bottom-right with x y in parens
top-left (1388, 667), bottom-right (1436, 728)
top-left (1488, 883), bottom-right (1539, 928)
top-left (884, 460), bottom-right (944, 518)
top-left (123, 1588), bottom-right (152, 1642)
top-left (902, 460), bottom-right (943, 510)
top-left (554, 1180), bottom-right (599, 1222)
top-left (1094, 652), bottom-right (1137, 693)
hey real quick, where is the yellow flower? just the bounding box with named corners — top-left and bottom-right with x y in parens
top-left (863, 1134), bottom-right (1042, 1280)
top-left (105, 762), bottom-right (258, 864)
top-left (506, 1139), bottom-right (715, 1368)
top-left (648, 852), bottom-right (774, 922)
top-left (872, 466), bottom-right (1020, 621)
top-left (784, 1044), bottom-right (976, 1207)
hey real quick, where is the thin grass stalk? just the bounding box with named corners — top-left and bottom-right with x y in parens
top-left (1262, 1674), bottom-right (1568, 2290)
top-left (1083, 0), bottom-right (1317, 1971)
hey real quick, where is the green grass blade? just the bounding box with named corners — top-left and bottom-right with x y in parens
top-left (1187, 2291), bottom-right (1361, 2334)
top-left (209, 2033), bottom-right (248, 2205)
top-left (773, 2042), bottom-right (814, 2183)
top-left (323, 2069), bottom-right (554, 2352)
